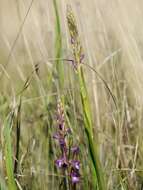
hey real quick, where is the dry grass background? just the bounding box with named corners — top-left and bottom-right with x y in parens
top-left (1, 0), bottom-right (143, 189)
top-left (1, 0), bottom-right (143, 98)
top-left (1, 0), bottom-right (143, 88)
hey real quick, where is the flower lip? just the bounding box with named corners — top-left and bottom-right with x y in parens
top-left (55, 158), bottom-right (68, 168)
top-left (71, 170), bottom-right (80, 184)
top-left (71, 160), bottom-right (80, 170)
top-left (55, 158), bottom-right (63, 168)
top-left (71, 176), bottom-right (80, 183)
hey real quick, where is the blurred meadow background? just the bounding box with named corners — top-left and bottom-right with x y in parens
top-left (1, 0), bottom-right (143, 189)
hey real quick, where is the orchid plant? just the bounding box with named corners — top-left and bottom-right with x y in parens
top-left (53, 100), bottom-right (81, 189)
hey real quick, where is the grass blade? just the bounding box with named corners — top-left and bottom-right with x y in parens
top-left (14, 98), bottom-right (21, 175)
top-left (3, 113), bottom-right (17, 190)
top-left (53, 0), bottom-right (64, 90)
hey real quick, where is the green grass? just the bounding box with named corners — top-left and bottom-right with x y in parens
top-left (53, 0), bottom-right (64, 91)
top-left (3, 114), bottom-right (17, 190)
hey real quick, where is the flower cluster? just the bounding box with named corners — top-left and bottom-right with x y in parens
top-left (53, 100), bottom-right (80, 184)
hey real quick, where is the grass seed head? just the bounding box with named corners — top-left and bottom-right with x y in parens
top-left (66, 5), bottom-right (84, 70)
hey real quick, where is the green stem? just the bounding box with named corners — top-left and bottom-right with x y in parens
top-left (77, 66), bottom-right (105, 190)
top-left (53, 0), bottom-right (64, 90)
top-left (4, 115), bottom-right (17, 190)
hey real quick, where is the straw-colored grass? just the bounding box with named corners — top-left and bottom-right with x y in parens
top-left (1, 0), bottom-right (143, 189)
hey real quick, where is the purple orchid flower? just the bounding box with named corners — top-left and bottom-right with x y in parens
top-left (55, 157), bottom-right (68, 169)
top-left (71, 160), bottom-right (80, 170)
top-left (71, 170), bottom-right (80, 184)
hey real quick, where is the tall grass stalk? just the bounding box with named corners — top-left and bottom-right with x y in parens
top-left (53, 0), bottom-right (64, 91)
top-left (14, 99), bottom-right (21, 176)
top-left (66, 5), bottom-right (105, 190)
top-left (3, 113), bottom-right (17, 190)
